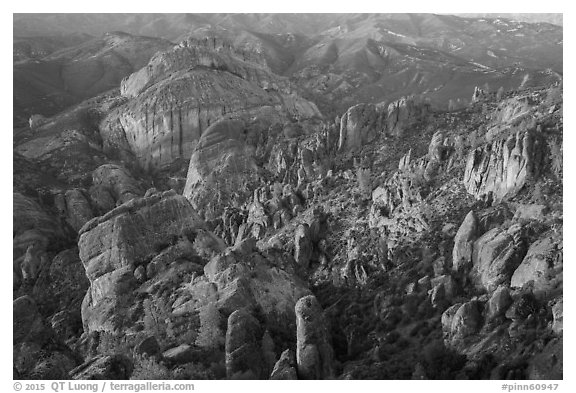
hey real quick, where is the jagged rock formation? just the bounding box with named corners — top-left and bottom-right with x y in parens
top-left (70, 355), bottom-right (133, 380)
top-left (338, 103), bottom-right (384, 151)
top-left (225, 309), bottom-right (264, 379)
top-left (78, 190), bottom-right (205, 333)
top-left (270, 349), bottom-right (298, 379)
top-left (510, 235), bottom-right (562, 296)
top-left (54, 189), bottom-right (94, 232)
top-left (470, 224), bottom-right (527, 291)
top-left (89, 164), bottom-right (143, 213)
top-left (452, 211), bottom-right (478, 273)
top-left (295, 295), bottom-right (334, 379)
top-left (386, 96), bottom-right (430, 137)
top-left (338, 96), bottom-right (430, 152)
top-left (442, 301), bottom-right (482, 347)
top-left (12, 17), bottom-right (563, 380)
top-left (102, 35), bottom-right (321, 170)
top-left (463, 130), bottom-right (542, 201)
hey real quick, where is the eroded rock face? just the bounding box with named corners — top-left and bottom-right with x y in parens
top-left (471, 224), bottom-right (527, 291)
top-left (13, 192), bottom-right (65, 254)
top-left (511, 235), bottom-right (560, 295)
top-left (486, 286), bottom-right (513, 322)
top-left (78, 191), bottom-right (204, 334)
top-left (32, 248), bottom-right (89, 319)
top-left (452, 211), bottom-right (478, 273)
top-left (526, 338), bottom-right (562, 380)
top-left (183, 118), bottom-right (260, 215)
top-left (70, 355), bottom-right (133, 380)
top-left (295, 295), bottom-right (334, 380)
top-left (338, 103), bottom-right (383, 151)
top-left (195, 243), bottom-right (311, 333)
top-left (14, 295), bottom-right (50, 346)
top-left (551, 298), bottom-right (563, 335)
top-left (225, 309), bottom-right (263, 379)
top-left (442, 301), bottom-right (483, 347)
top-left (102, 36), bottom-right (321, 170)
top-left (463, 131), bottom-right (542, 201)
top-left (271, 349), bottom-right (297, 380)
top-left (58, 189), bottom-right (94, 232)
top-left (89, 164), bottom-right (143, 213)
top-left (386, 95), bottom-right (429, 137)
top-left (294, 224), bottom-right (313, 269)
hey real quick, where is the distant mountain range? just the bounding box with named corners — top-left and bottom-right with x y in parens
top-left (13, 13), bottom-right (562, 121)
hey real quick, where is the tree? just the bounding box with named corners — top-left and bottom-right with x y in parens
top-left (196, 303), bottom-right (224, 350)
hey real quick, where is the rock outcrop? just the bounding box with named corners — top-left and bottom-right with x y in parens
top-left (442, 301), bottom-right (483, 347)
top-left (89, 164), bottom-right (143, 213)
top-left (70, 355), bottom-right (133, 380)
top-left (337, 103), bottom-right (383, 151)
top-left (295, 295), bottom-right (334, 380)
top-left (78, 191), bottom-right (205, 333)
top-left (463, 130), bottom-right (542, 201)
top-left (225, 309), bottom-right (264, 379)
top-left (510, 235), bottom-right (561, 296)
top-left (102, 35), bottom-right (321, 170)
top-left (471, 224), bottom-right (527, 291)
top-left (452, 211), bottom-right (478, 273)
top-left (270, 349), bottom-right (298, 380)
top-left (386, 95), bottom-right (429, 137)
top-left (55, 189), bottom-right (94, 232)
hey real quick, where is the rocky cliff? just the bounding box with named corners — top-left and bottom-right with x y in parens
top-left (101, 35), bottom-right (322, 171)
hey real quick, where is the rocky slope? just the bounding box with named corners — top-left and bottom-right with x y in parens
top-left (13, 16), bottom-right (562, 381)
top-left (13, 32), bottom-right (172, 123)
top-left (100, 35), bottom-right (321, 172)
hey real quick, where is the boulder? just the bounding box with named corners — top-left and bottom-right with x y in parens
top-left (197, 247), bottom-right (311, 335)
top-left (511, 236), bottom-right (559, 296)
top-left (452, 211), bottom-right (478, 273)
top-left (271, 349), bottom-right (298, 380)
top-left (295, 295), bottom-right (334, 379)
top-left (294, 224), bottom-right (313, 269)
top-left (486, 286), bottom-right (513, 321)
top-left (505, 293), bottom-right (538, 321)
top-left (162, 344), bottom-right (197, 365)
top-left (551, 298), bottom-right (563, 334)
top-left (430, 274), bottom-right (456, 300)
top-left (225, 309), bottom-right (263, 379)
top-left (70, 355), bottom-right (133, 380)
top-left (134, 336), bottom-right (161, 358)
top-left (471, 224), bottom-right (527, 291)
top-left (89, 164), bottom-right (143, 213)
top-left (442, 301), bottom-right (482, 346)
top-left (63, 188), bottom-right (94, 232)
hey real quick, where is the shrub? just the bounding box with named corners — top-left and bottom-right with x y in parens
top-left (419, 339), bottom-right (467, 379)
top-left (143, 295), bottom-right (172, 347)
top-left (356, 167), bottom-right (372, 199)
top-left (195, 303), bottom-right (225, 350)
top-left (131, 355), bottom-right (172, 380)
